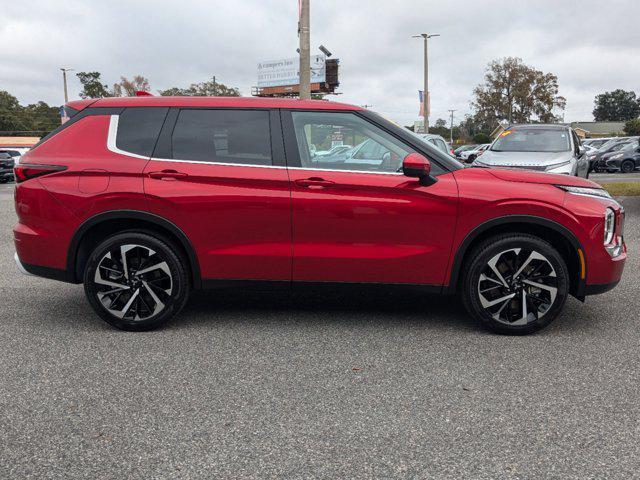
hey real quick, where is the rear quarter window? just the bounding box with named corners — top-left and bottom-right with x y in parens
top-left (116, 108), bottom-right (169, 157)
top-left (171, 109), bottom-right (272, 165)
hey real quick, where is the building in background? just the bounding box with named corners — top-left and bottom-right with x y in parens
top-left (568, 121), bottom-right (626, 138)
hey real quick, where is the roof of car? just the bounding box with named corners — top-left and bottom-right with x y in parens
top-left (507, 124), bottom-right (568, 130)
top-left (68, 96), bottom-right (363, 111)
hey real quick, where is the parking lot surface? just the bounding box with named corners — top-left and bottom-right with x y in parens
top-left (1, 188), bottom-right (639, 479)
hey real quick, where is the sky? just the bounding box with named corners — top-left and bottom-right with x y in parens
top-left (1, 0), bottom-right (639, 128)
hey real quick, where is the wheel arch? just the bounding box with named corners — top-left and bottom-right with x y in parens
top-left (67, 210), bottom-right (202, 288)
top-left (446, 215), bottom-right (587, 300)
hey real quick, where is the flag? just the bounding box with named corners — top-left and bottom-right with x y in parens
top-left (418, 90), bottom-right (430, 117)
top-left (59, 106), bottom-right (69, 125)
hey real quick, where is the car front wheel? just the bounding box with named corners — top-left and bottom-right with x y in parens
top-left (83, 231), bottom-right (190, 331)
top-left (462, 234), bottom-right (569, 335)
top-left (620, 160), bottom-right (635, 174)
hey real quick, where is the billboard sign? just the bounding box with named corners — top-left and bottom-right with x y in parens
top-left (257, 55), bottom-right (326, 88)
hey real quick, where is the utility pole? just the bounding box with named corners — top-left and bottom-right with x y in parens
top-left (212, 75), bottom-right (217, 95)
top-left (412, 33), bottom-right (439, 133)
top-left (299, 0), bottom-right (311, 99)
top-left (60, 67), bottom-right (74, 103)
top-left (448, 109), bottom-right (456, 144)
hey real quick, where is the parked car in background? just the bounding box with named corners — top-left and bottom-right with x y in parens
top-left (476, 125), bottom-right (589, 177)
top-left (582, 137), bottom-right (617, 150)
top-left (0, 148), bottom-right (27, 165)
top-left (454, 144), bottom-right (475, 157)
top-left (459, 144), bottom-right (490, 163)
top-left (598, 141), bottom-right (640, 173)
top-left (589, 137), bottom-right (639, 172)
top-left (415, 133), bottom-right (454, 156)
top-left (0, 152), bottom-right (15, 183)
top-left (313, 144), bottom-right (352, 158)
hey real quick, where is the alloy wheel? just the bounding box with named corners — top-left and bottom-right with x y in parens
top-left (477, 248), bottom-right (558, 326)
top-left (93, 244), bottom-right (173, 321)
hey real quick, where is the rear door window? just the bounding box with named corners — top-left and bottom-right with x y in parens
top-left (171, 109), bottom-right (272, 166)
top-left (116, 108), bottom-right (169, 157)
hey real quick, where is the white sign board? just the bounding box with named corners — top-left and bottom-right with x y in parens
top-left (257, 55), bottom-right (326, 87)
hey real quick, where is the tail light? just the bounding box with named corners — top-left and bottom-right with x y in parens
top-left (14, 164), bottom-right (67, 183)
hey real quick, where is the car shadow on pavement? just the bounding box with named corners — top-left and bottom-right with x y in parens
top-left (177, 284), bottom-right (478, 332)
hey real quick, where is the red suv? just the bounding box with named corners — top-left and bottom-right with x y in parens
top-left (13, 97), bottom-right (626, 334)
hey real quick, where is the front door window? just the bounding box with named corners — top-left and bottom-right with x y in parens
top-left (290, 111), bottom-right (414, 173)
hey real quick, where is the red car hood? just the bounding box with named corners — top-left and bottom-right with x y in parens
top-left (485, 167), bottom-right (600, 188)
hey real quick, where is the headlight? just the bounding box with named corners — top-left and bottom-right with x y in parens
top-left (608, 153), bottom-right (623, 160)
top-left (586, 153), bottom-right (597, 160)
top-left (555, 185), bottom-right (612, 200)
top-left (604, 207), bottom-right (615, 244)
top-left (545, 160), bottom-right (571, 171)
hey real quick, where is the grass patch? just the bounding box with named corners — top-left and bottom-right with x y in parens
top-left (601, 182), bottom-right (640, 196)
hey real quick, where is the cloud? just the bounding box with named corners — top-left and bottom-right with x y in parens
top-left (1, 0), bottom-right (639, 127)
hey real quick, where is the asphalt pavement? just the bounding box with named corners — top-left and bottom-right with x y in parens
top-left (1, 187), bottom-right (639, 479)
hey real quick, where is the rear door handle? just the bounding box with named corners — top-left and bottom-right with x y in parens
top-left (148, 170), bottom-right (188, 180)
top-left (295, 177), bottom-right (335, 189)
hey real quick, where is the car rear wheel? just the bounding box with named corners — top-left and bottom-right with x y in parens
top-left (83, 232), bottom-right (190, 331)
top-left (462, 234), bottom-right (569, 335)
top-left (467, 154), bottom-right (476, 163)
top-left (620, 160), bottom-right (635, 174)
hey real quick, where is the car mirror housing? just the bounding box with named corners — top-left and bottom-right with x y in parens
top-left (402, 153), bottom-right (437, 186)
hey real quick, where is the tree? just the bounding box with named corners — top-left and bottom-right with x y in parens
top-left (159, 77), bottom-right (240, 96)
top-left (472, 57), bottom-right (565, 126)
top-left (0, 90), bottom-right (26, 130)
top-left (473, 133), bottom-right (492, 144)
top-left (430, 118), bottom-right (450, 139)
top-left (624, 119), bottom-right (640, 136)
top-left (456, 115), bottom-right (490, 143)
top-left (113, 75), bottom-right (151, 97)
top-left (22, 101), bottom-right (60, 133)
top-left (593, 89), bottom-right (640, 121)
top-left (76, 72), bottom-right (110, 99)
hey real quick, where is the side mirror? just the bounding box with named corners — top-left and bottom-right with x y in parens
top-left (578, 146), bottom-right (586, 157)
top-left (402, 153), bottom-right (437, 186)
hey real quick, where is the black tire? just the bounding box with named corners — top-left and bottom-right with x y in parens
top-left (461, 234), bottom-right (569, 335)
top-left (467, 154), bottom-right (476, 163)
top-left (620, 160), bottom-right (635, 174)
top-left (83, 231), bottom-right (190, 331)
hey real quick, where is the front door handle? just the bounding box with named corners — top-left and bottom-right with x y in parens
top-left (295, 177), bottom-right (335, 189)
top-left (148, 170), bottom-right (188, 181)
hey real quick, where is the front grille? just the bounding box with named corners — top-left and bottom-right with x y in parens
top-left (494, 164), bottom-right (548, 171)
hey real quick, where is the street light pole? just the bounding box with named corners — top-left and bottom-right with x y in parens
top-left (448, 109), bottom-right (456, 144)
top-left (299, 0), bottom-right (311, 100)
top-left (413, 33), bottom-right (439, 133)
top-left (60, 67), bottom-right (74, 103)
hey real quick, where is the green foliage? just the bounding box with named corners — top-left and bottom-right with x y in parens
top-left (473, 57), bottom-right (565, 126)
top-left (113, 75), bottom-right (151, 96)
top-left (76, 72), bottom-right (110, 99)
top-left (593, 90), bottom-right (640, 121)
top-left (0, 90), bottom-right (60, 134)
top-left (159, 77), bottom-right (240, 96)
top-left (473, 133), bottom-right (492, 144)
top-left (77, 72), bottom-right (151, 98)
top-left (624, 119), bottom-right (640, 136)
top-left (457, 115), bottom-right (491, 142)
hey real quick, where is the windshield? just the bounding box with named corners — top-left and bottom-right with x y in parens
top-left (491, 128), bottom-right (571, 153)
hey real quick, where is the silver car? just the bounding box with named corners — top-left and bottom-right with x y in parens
top-left (475, 124), bottom-right (589, 178)
top-left (414, 133), bottom-right (453, 156)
